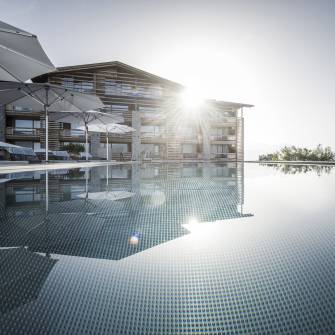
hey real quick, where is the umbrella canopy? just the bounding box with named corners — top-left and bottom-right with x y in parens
top-left (51, 111), bottom-right (124, 161)
top-left (0, 81), bottom-right (105, 162)
top-left (78, 123), bottom-right (135, 134)
top-left (0, 82), bottom-right (104, 112)
top-left (50, 110), bottom-right (122, 125)
top-left (0, 20), bottom-right (55, 82)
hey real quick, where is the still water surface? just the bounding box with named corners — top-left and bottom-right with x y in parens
top-left (0, 163), bottom-right (334, 334)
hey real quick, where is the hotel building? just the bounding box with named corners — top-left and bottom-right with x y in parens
top-left (0, 61), bottom-right (253, 161)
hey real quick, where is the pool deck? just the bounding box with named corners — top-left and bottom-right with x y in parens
top-left (0, 160), bottom-right (132, 174)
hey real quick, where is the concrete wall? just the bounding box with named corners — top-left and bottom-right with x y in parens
top-left (90, 133), bottom-right (101, 158)
top-left (202, 131), bottom-right (211, 160)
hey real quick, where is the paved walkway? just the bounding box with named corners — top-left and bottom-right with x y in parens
top-left (0, 160), bottom-right (132, 174)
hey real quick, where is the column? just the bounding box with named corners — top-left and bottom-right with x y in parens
top-left (0, 105), bottom-right (6, 142)
top-left (202, 127), bottom-right (211, 160)
top-left (90, 132), bottom-right (101, 158)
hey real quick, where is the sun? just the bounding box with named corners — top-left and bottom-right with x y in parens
top-left (180, 87), bottom-right (205, 109)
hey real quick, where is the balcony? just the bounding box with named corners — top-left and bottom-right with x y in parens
top-left (6, 127), bottom-right (40, 139)
top-left (141, 133), bottom-right (166, 144)
top-left (211, 135), bottom-right (236, 143)
top-left (211, 153), bottom-right (237, 160)
top-left (59, 129), bottom-right (86, 141)
top-left (211, 117), bottom-right (237, 125)
top-left (5, 108), bottom-right (41, 117)
top-left (105, 132), bottom-right (132, 142)
top-left (182, 152), bottom-right (198, 159)
top-left (140, 113), bottom-right (165, 124)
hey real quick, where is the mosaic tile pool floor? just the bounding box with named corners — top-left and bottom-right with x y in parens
top-left (0, 163), bottom-right (334, 334)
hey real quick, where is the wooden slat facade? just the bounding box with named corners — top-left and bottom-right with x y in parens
top-left (4, 61), bottom-right (252, 161)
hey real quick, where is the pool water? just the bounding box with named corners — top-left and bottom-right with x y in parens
top-left (0, 163), bottom-right (334, 334)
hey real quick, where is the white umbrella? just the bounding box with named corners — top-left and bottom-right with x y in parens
top-left (0, 81), bottom-right (105, 162)
top-left (0, 20), bottom-right (55, 82)
top-left (77, 123), bottom-right (135, 161)
top-left (50, 111), bottom-right (123, 161)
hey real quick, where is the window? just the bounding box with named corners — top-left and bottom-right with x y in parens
top-left (223, 110), bottom-right (236, 117)
top-left (14, 141), bottom-right (33, 148)
top-left (33, 142), bottom-right (41, 150)
top-left (15, 188), bottom-right (40, 203)
top-left (141, 144), bottom-right (163, 158)
top-left (149, 85), bottom-right (163, 97)
top-left (139, 106), bottom-right (161, 119)
top-left (63, 78), bottom-right (93, 93)
top-left (63, 78), bottom-right (74, 90)
top-left (74, 81), bottom-right (93, 93)
top-left (180, 126), bottom-right (197, 140)
top-left (15, 120), bottom-right (33, 128)
top-left (182, 144), bottom-right (197, 154)
top-left (111, 167), bottom-right (129, 179)
top-left (13, 106), bottom-right (33, 112)
top-left (112, 143), bottom-right (128, 153)
top-left (141, 125), bottom-right (161, 137)
top-left (211, 144), bottom-right (236, 157)
top-left (211, 127), bottom-right (236, 140)
top-left (105, 80), bottom-right (123, 96)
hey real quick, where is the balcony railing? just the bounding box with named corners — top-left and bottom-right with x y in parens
top-left (61, 129), bottom-right (85, 137)
top-left (211, 135), bottom-right (236, 141)
top-left (140, 113), bottom-right (165, 121)
top-left (183, 153), bottom-right (198, 159)
top-left (141, 133), bottom-right (165, 139)
top-left (213, 117), bottom-right (237, 124)
top-left (6, 127), bottom-right (40, 136)
top-left (211, 153), bottom-right (236, 159)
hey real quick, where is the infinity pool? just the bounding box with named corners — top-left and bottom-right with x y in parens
top-left (0, 163), bottom-right (334, 334)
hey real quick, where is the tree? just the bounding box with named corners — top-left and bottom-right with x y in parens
top-left (259, 145), bottom-right (334, 161)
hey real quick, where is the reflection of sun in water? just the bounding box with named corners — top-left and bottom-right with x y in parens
top-left (129, 234), bottom-right (140, 246)
top-left (187, 216), bottom-right (199, 225)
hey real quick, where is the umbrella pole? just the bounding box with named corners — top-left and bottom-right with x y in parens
top-left (45, 105), bottom-right (49, 163)
top-left (106, 129), bottom-right (109, 161)
top-left (45, 86), bottom-right (49, 163)
top-left (85, 123), bottom-right (89, 161)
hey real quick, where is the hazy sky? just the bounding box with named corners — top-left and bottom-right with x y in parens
top-left (1, 0), bottom-right (334, 159)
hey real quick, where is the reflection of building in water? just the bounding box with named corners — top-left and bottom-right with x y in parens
top-left (0, 163), bottom-right (252, 260)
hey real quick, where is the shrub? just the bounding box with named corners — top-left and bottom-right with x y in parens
top-left (61, 143), bottom-right (85, 155)
top-left (259, 145), bottom-right (334, 161)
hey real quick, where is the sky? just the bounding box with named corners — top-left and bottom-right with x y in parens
top-left (1, 0), bottom-right (334, 159)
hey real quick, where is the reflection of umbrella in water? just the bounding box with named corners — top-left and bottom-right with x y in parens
top-left (75, 167), bottom-right (134, 203)
top-left (0, 247), bottom-right (57, 315)
top-left (78, 191), bottom-right (134, 201)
